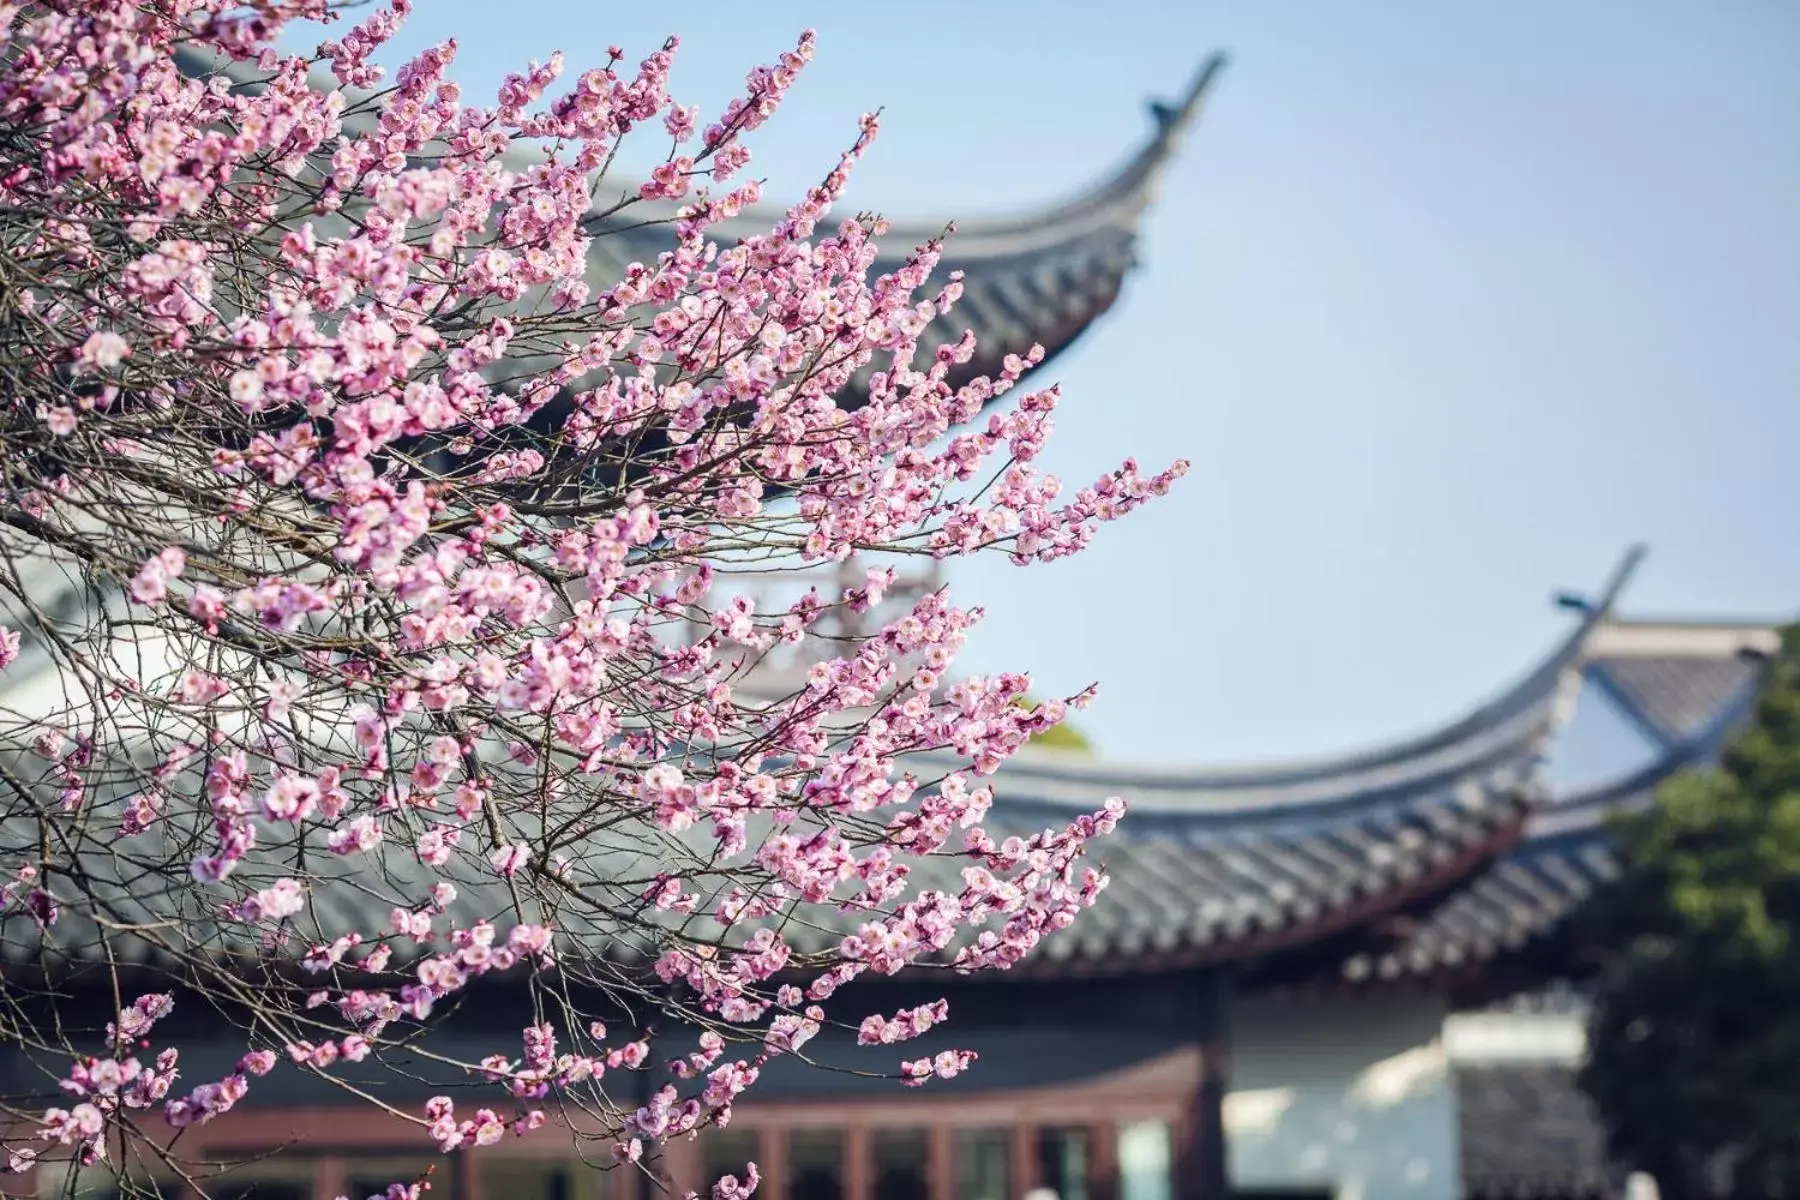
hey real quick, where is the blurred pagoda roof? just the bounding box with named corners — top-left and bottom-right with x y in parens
top-left (15, 545), bottom-right (1785, 993)
top-left (173, 46), bottom-right (1229, 407)
top-left (10, 49), bottom-right (1787, 996)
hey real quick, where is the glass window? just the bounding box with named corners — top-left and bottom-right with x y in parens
top-left (951, 1129), bottom-right (1010, 1200)
top-left (204, 1153), bottom-right (317, 1200)
top-left (476, 1157), bottom-right (619, 1200)
top-left (209, 1184), bottom-right (312, 1200)
top-left (1116, 1122), bottom-right (1172, 1200)
top-left (476, 1159), bottom-right (561, 1200)
top-left (702, 1128), bottom-right (761, 1198)
top-left (344, 1156), bottom-right (444, 1200)
top-left (62, 1157), bottom-right (318, 1200)
top-left (787, 1129), bottom-right (845, 1200)
top-left (53, 1167), bottom-right (182, 1200)
top-left (564, 1158), bottom-right (615, 1200)
top-left (1037, 1127), bottom-right (1091, 1200)
top-left (871, 1128), bottom-right (930, 1200)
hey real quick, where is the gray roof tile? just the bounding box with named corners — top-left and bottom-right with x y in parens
top-left (1588, 655), bottom-right (1761, 745)
top-left (2, 559), bottom-right (1650, 979)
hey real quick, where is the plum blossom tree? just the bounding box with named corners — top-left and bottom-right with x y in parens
top-left (0, 3), bottom-right (1185, 1198)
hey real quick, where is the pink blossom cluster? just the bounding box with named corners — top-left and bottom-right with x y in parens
top-left (164, 1048), bottom-right (279, 1128)
top-left (858, 1000), bottom-right (951, 1045)
top-left (899, 1049), bottom-right (979, 1087)
top-left (712, 1162), bottom-right (763, 1200)
top-left (128, 547), bottom-right (186, 606)
top-left (3, 999), bottom-right (277, 1176)
top-left (2, 864), bottom-right (57, 929)
top-left (0, 0), bottom-right (1184, 1187)
top-left (23, 996), bottom-right (182, 1168)
top-left (423, 1095), bottom-right (545, 1152)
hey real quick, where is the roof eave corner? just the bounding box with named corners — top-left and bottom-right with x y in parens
top-left (1540, 544), bottom-right (1651, 763)
top-left (1110, 52), bottom-right (1231, 223)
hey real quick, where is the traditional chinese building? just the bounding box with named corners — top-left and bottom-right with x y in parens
top-left (3, 49), bottom-right (1787, 1200)
top-left (8, 543), bottom-right (1777, 1200)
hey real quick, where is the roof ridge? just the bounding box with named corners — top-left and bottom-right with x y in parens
top-left (1602, 615), bottom-right (1787, 630)
top-left (171, 45), bottom-right (1226, 263)
top-left (965, 548), bottom-right (1644, 806)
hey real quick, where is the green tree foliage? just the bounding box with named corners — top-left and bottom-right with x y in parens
top-left (1580, 625), bottom-right (1800, 1198)
top-left (1017, 697), bottom-right (1094, 755)
top-left (1030, 720), bottom-right (1093, 754)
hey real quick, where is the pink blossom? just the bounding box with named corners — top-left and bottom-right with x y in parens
top-left (328, 816), bottom-right (384, 855)
top-left (24, 888), bottom-right (57, 928)
top-left (489, 843), bottom-right (530, 878)
top-left (0, 3), bottom-right (1184, 1169)
top-left (77, 331), bottom-right (129, 370)
top-left (240, 1050), bottom-right (278, 1077)
top-left (128, 548), bottom-right (186, 606)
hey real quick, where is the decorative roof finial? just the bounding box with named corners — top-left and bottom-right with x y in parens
top-left (1553, 544), bottom-right (1649, 618)
top-left (1149, 53), bottom-right (1230, 140)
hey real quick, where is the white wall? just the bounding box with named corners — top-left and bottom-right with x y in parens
top-left (1443, 1007), bottom-right (1587, 1065)
top-left (1224, 994), bottom-right (1457, 1200)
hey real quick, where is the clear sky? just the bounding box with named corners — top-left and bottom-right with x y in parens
top-left (316, 2), bottom-right (1800, 765)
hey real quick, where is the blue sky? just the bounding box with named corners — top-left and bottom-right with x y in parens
top-left (315, 2), bottom-right (1800, 764)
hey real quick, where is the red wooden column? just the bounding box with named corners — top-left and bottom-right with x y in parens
top-left (1178, 970), bottom-right (1232, 1200)
top-left (926, 1126), bottom-right (953, 1200)
top-left (845, 1124), bottom-right (872, 1200)
top-left (314, 1157), bottom-right (348, 1200)
top-left (1010, 1123), bottom-right (1038, 1199)
top-left (662, 1136), bottom-right (701, 1199)
top-left (621, 1154), bottom-right (663, 1200)
top-left (758, 1124), bottom-right (790, 1200)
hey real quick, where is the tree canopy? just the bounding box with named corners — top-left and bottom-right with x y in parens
top-left (0, 3), bottom-right (1182, 1194)
top-left (1580, 625), bottom-right (1800, 1198)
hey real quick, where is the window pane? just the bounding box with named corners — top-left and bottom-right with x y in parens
top-left (952, 1129), bottom-right (1011, 1200)
top-left (567, 1158), bottom-right (616, 1200)
top-left (475, 1158), bottom-right (583, 1200)
top-left (871, 1128), bottom-right (930, 1200)
top-left (210, 1185), bottom-right (311, 1200)
top-left (787, 1129), bottom-right (845, 1200)
top-left (702, 1129), bottom-right (761, 1198)
top-left (345, 1156), bottom-right (442, 1200)
top-left (1036, 1127), bottom-right (1090, 1200)
top-left (57, 1180), bottom-right (177, 1200)
top-left (59, 1166), bottom-right (173, 1200)
top-left (1116, 1121), bottom-right (1172, 1200)
top-left (65, 1157), bottom-right (316, 1200)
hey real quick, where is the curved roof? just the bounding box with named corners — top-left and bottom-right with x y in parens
top-left (754, 551), bottom-right (1654, 978)
top-left (0, 552), bottom-right (1663, 981)
top-left (970, 545), bottom-right (1647, 820)
top-left (172, 46), bottom-right (1226, 400)
top-left (1328, 630), bottom-right (1771, 988)
top-left (582, 57), bottom-right (1225, 404)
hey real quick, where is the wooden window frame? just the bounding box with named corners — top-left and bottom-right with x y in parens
top-left (67, 1048), bottom-right (1199, 1200)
